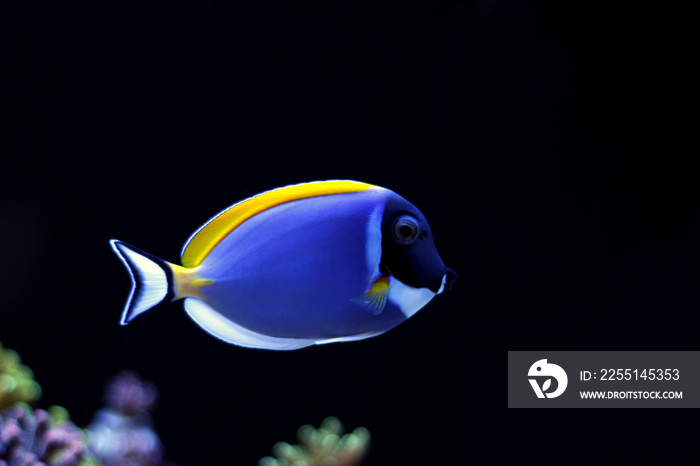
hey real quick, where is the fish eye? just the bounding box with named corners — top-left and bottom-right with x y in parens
top-left (392, 216), bottom-right (419, 244)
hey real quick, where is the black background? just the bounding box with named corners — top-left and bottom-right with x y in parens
top-left (1, 2), bottom-right (697, 465)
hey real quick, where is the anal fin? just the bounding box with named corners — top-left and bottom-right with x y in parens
top-left (184, 298), bottom-right (316, 350)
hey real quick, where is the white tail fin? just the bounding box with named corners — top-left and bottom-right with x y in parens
top-left (110, 239), bottom-right (174, 325)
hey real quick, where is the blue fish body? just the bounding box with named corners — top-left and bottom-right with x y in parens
top-left (110, 180), bottom-right (456, 350)
top-left (200, 189), bottom-right (404, 339)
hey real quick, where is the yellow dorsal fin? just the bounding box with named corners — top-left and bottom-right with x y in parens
top-left (351, 276), bottom-right (389, 315)
top-left (181, 180), bottom-right (375, 267)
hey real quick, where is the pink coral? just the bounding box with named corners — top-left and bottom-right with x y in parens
top-left (0, 404), bottom-right (88, 466)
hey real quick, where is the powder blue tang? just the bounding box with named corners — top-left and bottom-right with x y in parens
top-left (110, 180), bottom-right (456, 350)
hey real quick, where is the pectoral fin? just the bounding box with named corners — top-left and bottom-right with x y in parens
top-left (351, 276), bottom-right (389, 315)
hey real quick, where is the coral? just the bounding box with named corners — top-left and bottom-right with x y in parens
top-left (259, 417), bottom-right (370, 466)
top-left (0, 403), bottom-right (95, 466)
top-left (0, 342), bottom-right (41, 411)
top-left (102, 371), bottom-right (157, 417)
top-left (2, 342), bottom-right (373, 465)
top-left (0, 342), bottom-right (172, 465)
top-left (86, 371), bottom-right (167, 466)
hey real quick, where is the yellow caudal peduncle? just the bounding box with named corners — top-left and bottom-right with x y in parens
top-left (170, 264), bottom-right (214, 300)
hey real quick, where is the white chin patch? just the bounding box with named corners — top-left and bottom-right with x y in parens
top-left (387, 276), bottom-right (437, 318)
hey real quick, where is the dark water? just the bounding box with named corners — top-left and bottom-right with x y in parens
top-left (1, 2), bottom-right (698, 465)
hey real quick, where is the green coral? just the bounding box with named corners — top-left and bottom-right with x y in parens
top-left (260, 417), bottom-right (370, 466)
top-left (0, 341), bottom-right (41, 410)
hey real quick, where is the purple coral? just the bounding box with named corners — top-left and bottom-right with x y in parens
top-left (87, 371), bottom-right (167, 466)
top-left (0, 404), bottom-right (87, 466)
top-left (104, 371), bottom-right (157, 417)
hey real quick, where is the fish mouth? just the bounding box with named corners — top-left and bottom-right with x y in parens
top-left (437, 274), bottom-right (447, 294)
top-left (436, 268), bottom-right (457, 294)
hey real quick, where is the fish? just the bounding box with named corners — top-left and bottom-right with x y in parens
top-left (110, 180), bottom-right (456, 350)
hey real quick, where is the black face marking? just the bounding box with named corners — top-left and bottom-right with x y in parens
top-left (380, 194), bottom-right (452, 293)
